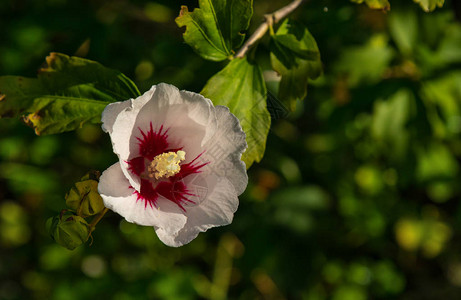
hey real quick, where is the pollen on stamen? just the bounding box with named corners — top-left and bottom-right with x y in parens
top-left (148, 150), bottom-right (186, 180)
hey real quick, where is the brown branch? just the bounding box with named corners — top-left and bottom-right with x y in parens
top-left (234, 0), bottom-right (307, 58)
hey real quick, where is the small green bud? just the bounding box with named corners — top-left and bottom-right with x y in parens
top-left (66, 171), bottom-right (104, 217)
top-left (48, 211), bottom-right (90, 250)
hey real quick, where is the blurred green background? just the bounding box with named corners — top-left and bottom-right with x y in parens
top-left (1, 0), bottom-right (461, 299)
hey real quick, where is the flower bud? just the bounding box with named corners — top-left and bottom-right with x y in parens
top-left (47, 212), bottom-right (90, 250)
top-left (66, 171), bottom-right (104, 217)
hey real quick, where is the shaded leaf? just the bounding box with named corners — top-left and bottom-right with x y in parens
top-left (270, 186), bottom-right (329, 233)
top-left (176, 0), bottom-right (253, 61)
top-left (336, 34), bottom-right (394, 86)
top-left (421, 72), bottom-right (461, 138)
top-left (271, 185), bottom-right (330, 210)
top-left (389, 9), bottom-right (418, 56)
top-left (371, 89), bottom-right (415, 159)
top-left (350, 0), bottom-right (390, 10)
top-left (270, 19), bottom-right (322, 110)
top-left (417, 20), bottom-right (461, 74)
top-left (201, 58), bottom-right (270, 168)
top-left (0, 77), bottom-right (47, 118)
top-left (0, 162), bottom-right (59, 194)
top-left (0, 53), bottom-right (140, 135)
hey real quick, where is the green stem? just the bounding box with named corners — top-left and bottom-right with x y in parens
top-left (88, 207), bottom-right (109, 232)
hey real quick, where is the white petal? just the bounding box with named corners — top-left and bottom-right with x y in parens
top-left (98, 162), bottom-right (187, 234)
top-left (101, 86), bottom-right (157, 191)
top-left (107, 84), bottom-right (219, 190)
top-left (130, 84), bottom-right (217, 163)
top-left (108, 85), bottom-right (157, 161)
top-left (154, 177), bottom-right (238, 247)
top-left (99, 83), bottom-right (249, 247)
top-left (202, 106), bottom-right (248, 195)
top-left (178, 89), bottom-right (218, 147)
top-left (101, 99), bottom-right (132, 134)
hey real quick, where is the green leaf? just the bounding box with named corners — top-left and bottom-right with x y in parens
top-left (0, 53), bottom-right (140, 135)
top-left (335, 34), bottom-right (394, 86)
top-left (421, 72), bottom-right (461, 138)
top-left (371, 89), bottom-right (415, 159)
top-left (201, 58), bottom-right (270, 168)
top-left (388, 9), bottom-right (418, 56)
top-left (432, 23), bottom-right (461, 67)
top-left (176, 0), bottom-right (253, 61)
top-left (350, 0), bottom-right (390, 10)
top-left (270, 186), bottom-right (330, 233)
top-left (416, 142), bottom-right (458, 182)
top-left (270, 19), bottom-right (322, 111)
top-left (413, 0), bottom-right (444, 12)
top-left (417, 17), bottom-right (461, 74)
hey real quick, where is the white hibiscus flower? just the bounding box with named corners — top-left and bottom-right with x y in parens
top-left (98, 83), bottom-right (248, 247)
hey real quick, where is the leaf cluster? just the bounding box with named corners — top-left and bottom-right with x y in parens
top-left (350, 0), bottom-right (444, 12)
top-left (176, 0), bottom-right (324, 167)
top-left (0, 53), bottom-right (140, 135)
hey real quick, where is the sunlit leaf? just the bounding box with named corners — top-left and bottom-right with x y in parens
top-left (355, 165), bottom-right (384, 195)
top-left (395, 216), bottom-right (452, 258)
top-left (395, 218), bottom-right (422, 251)
top-left (176, 0), bottom-right (253, 61)
top-left (332, 285), bottom-right (367, 300)
top-left (0, 52), bottom-right (140, 135)
top-left (350, 0), bottom-right (390, 10)
top-left (201, 58), bottom-right (270, 168)
top-left (270, 19), bottom-right (322, 110)
top-left (413, 0), bottom-right (444, 12)
top-left (416, 142), bottom-right (458, 182)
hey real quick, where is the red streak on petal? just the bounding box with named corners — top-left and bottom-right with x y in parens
top-left (127, 156), bottom-right (145, 176)
top-left (137, 123), bottom-right (169, 160)
top-left (133, 179), bottom-right (197, 212)
top-left (156, 181), bottom-right (196, 212)
top-left (175, 151), bottom-right (209, 179)
top-left (134, 179), bottom-right (159, 209)
top-left (130, 125), bottom-right (207, 212)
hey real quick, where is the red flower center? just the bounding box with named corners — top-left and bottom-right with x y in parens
top-left (127, 122), bottom-right (208, 211)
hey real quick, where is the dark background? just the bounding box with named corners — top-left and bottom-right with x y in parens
top-left (1, 0), bottom-right (461, 299)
